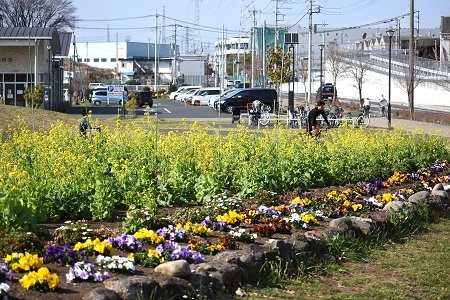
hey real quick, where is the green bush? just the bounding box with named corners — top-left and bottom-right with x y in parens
top-left (24, 85), bottom-right (45, 108)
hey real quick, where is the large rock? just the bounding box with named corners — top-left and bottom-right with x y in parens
top-left (383, 200), bottom-right (406, 213)
top-left (408, 191), bottom-right (430, 204)
top-left (350, 217), bottom-right (373, 235)
top-left (104, 276), bottom-right (160, 300)
top-left (83, 288), bottom-right (121, 300)
top-left (329, 217), bottom-right (353, 231)
top-left (154, 260), bottom-right (191, 278)
top-left (156, 275), bottom-right (192, 300)
top-left (193, 261), bottom-right (242, 294)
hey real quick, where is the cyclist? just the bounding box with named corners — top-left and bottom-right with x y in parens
top-left (307, 100), bottom-right (330, 135)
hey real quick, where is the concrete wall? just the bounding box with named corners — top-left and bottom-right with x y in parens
top-left (281, 69), bottom-right (450, 107)
top-left (0, 44), bottom-right (48, 73)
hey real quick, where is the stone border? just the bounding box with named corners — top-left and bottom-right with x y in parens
top-left (84, 183), bottom-right (450, 300)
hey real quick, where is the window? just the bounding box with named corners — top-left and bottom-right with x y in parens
top-left (101, 58), bottom-right (107, 62)
top-left (111, 58), bottom-right (116, 62)
top-left (16, 74), bottom-right (27, 82)
top-left (94, 58), bottom-right (99, 62)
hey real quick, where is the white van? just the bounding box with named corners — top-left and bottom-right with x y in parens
top-left (169, 86), bottom-right (202, 100)
top-left (88, 83), bottom-right (106, 89)
top-left (188, 87), bottom-right (221, 106)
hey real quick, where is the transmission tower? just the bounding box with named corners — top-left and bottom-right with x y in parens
top-left (194, 0), bottom-right (201, 53)
top-left (162, 6), bottom-right (167, 44)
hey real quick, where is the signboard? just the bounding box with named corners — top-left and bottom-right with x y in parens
top-left (107, 85), bottom-right (124, 105)
top-left (284, 33), bottom-right (299, 44)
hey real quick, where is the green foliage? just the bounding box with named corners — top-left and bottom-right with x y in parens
top-left (121, 206), bottom-right (158, 234)
top-left (125, 95), bottom-right (138, 115)
top-left (0, 119), bottom-right (448, 223)
top-left (266, 44), bottom-right (291, 88)
top-left (0, 230), bottom-right (45, 257)
top-left (50, 220), bottom-right (120, 245)
top-left (0, 193), bottom-right (38, 232)
top-left (23, 85), bottom-right (45, 108)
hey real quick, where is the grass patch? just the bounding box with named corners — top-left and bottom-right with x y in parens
top-left (246, 218), bottom-right (450, 299)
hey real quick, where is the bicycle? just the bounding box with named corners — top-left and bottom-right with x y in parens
top-left (249, 101), bottom-right (271, 127)
top-left (297, 105), bottom-right (309, 128)
top-left (355, 109), bottom-right (371, 128)
top-left (288, 109), bottom-right (299, 128)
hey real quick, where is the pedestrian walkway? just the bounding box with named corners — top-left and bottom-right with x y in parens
top-left (369, 116), bottom-right (450, 138)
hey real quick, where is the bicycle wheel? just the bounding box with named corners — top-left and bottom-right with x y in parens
top-left (259, 112), bottom-right (270, 126)
top-left (356, 115), bottom-right (369, 128)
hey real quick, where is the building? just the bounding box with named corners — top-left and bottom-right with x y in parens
top-left (0, 27), bottom-right (72, 111)
top-left (69, 41), bottom-right (211, 87)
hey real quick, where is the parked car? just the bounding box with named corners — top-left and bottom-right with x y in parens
top-left (188, 87), bottom-right (221, 106)
top-left (179, 89), bottom-right (199, 103)
top-left (89, 88), bottom-right (127, 106)
top-left (210, 89), bottom-right (242, 108)
top-left (88, 83), bottom-right (106, 89)
top-left (133, 91), bottom-right (153, 107)
top-left (169, 86), bottom-right (202, 100)
top-left (217, 88), bottom-right (278, 113)
top-left (316, 83), bottom-right (336, 101)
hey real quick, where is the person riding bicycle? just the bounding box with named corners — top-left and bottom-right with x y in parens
top-left (250, 100), bottom-right (262, 116)
top-left (307, 100), bottom-right (330, 134)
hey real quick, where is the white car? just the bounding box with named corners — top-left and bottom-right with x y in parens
top-left (169, 86), bottom-right (202, 100)
top-left (179, 89), bottom-right (199, 103)
top-left (188, 87), bottom-right (221, 106)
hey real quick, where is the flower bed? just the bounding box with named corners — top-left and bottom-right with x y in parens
top-left (1, 161), bottom-right (449, 299)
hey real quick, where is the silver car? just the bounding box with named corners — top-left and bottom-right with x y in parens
top-left (89, 89), bottom-right (127, 106)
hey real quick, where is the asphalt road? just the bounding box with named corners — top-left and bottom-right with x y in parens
top-left (66, 99), bottom-right (224, 120)
top-left (66, 95), bottom-right (450, 121)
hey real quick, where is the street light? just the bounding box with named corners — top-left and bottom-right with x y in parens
top-left (386, 29), bottom-right (395, 129)
top-left (46, 44), bottom-right (52, 110)
top-left (318, 44), bottom-right (324, 89)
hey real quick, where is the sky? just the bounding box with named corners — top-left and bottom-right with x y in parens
top-left (71, 0), bottom-right (449, 52)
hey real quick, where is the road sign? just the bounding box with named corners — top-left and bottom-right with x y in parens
top-left (107, 85), bottom-right (124, 105)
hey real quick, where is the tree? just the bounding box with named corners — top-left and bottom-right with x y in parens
top-left (345, 52), bottom-right (370, 102)
top-left (0, 0), bottom-right (77, 30)
top-left (266, 45), bottom-right (291, 111)
top-left (326, 46), bottom-right (350, 101)
top-left (436, 61), bottom-right (450, 93)
top-left (266, 44), bottom-right (291, 89)
top-left (24, 85), bottom-right (45, 108)
top-left (394, 55), bottom-right (427, 118)
top-left (297, 55), bottom-right (309, 103)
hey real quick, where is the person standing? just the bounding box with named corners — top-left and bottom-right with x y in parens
top-left (79, 110), bottom-right (91, 135)
top-left (363, 98), bottom-right (371, 115)
top-left (307, 100), bottom-right (330, 134)
top-left (378, 95), bottom-right (388, 118)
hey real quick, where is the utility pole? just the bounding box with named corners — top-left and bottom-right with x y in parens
top-left (155, 12), bottom-right (158, 92)
top-left (250, 1), bottom-right (256, 88)
top-left (307, 0), bottom-right (312, 103)
top-left (274, 0), bottom-right (278, 48)
top-left (409, 0), bottom-right (414, 116)
top-left (263, 20), bottom-right (267, 88)
top-left (172, 24), bottom-right (177, 85)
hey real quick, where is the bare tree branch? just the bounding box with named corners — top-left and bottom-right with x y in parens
top-left (344, 52), bottom-right (371, 103)
top-left (394, 53), bottom-right (428, 118)
top-left (326, 46), bottom-right (350, 101)
top-left (0, 0), bottom-right (77, 30)
top-left (436, 61), bottom-right (450, 93)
